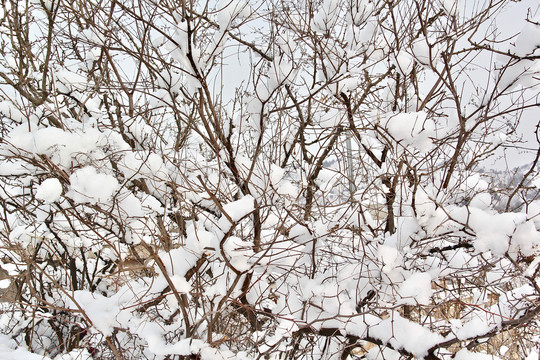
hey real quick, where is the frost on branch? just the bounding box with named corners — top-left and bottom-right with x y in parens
top-left (0, 0), bottom-right (539, 360)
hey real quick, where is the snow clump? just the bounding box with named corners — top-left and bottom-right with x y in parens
top-left (384, 111), bottom-right (435, 152)
top-left (35, 178), bottom-right (63, 203)
top-left (67, 166), bottom-right (119, 204)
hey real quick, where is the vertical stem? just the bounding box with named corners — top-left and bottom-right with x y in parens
top-left (346, 135), bottom-right (356, 199)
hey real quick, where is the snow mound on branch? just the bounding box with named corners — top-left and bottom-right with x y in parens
top-left (455, 316), bottom-right (496, 340)
top-left (398, 272), bottom-right (433, 305)
top-left (35, 178), bottom-right (62, 203)
top-left (67, 166), bottom-right (119, 204)
top-left (0, 334), bottom-right (53, 360)
top-left (411, 36), bottom-right (441, 66)
top-left (224, 195), bottom-right (255, 221)
top-left (312, 0), bottom-right (341, 33)
top-left (393, 51), bottom-right (414, 75)
top-left (0, 101), bottom-right (26, 123)
top-left (497, 16), bottom-right (540, 90)
top-left (454, 348), bottom-right (502, 360)
top-left (509, 221), bottom-right (540, 258)
top-left (159, 247), bottom-right (202, 279)
top-left (3, 121), bottom-right (129, 169)
top-left (378, 245), bottom-right (403, 274)
top-left (450, 206), bottom-right (527, 256)
top-left (366, 312), bottom-right (444, 358)
top-left (55, 70), bottom-right (89, 92)
top-left (219, 195), bottom-right (255, 231)
top-left (348, 0), bottom-right (374, 26)
top-left (216, 0), bottom-right (251, 30)
top-left (222, 235), bottom-right (254, 271)
top-left (442, 0), bottom-right (460, 15)
top-left (68, 291), bottom-right (121, 337)
top-left (384, 112), bottom-right (435, 152)
top-left (514, 17), bottom-right (540, 57)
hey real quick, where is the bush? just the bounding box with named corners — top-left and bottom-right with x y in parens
top-left (0, 0), bottom-right (539, 359)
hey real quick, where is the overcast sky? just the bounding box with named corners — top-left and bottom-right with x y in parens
top-left (487, 0), bottom-right (540, 171)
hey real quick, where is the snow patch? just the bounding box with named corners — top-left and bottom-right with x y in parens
top-left (35, 178), bottom-right (63, 203)
top-left (67, 166), bottom-right (119, 204)
top-left (367, 312), bottom-right (444, 358)
top-left (398, 272), bottom-right (433, 305)
top-left (384, 112), bottom-right (435, 153)
top-left (454, 348), bottom-right (502, 360)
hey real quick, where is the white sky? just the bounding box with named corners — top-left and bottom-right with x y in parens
top-left (488, 0), bottom-right (540, 171)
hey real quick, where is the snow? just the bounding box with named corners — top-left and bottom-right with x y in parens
top-left (312, 0), bottom-right (341, 34)
top-left (159, 247), bottom-right (201, 278)
top-left (0, 101), bottom-right (26, 123)
top-left (0, 1), bottom-right (539, 359)
top-left (270, 164), bottom-right (285, 185)
top-left (509, 221), bottom-right (540, 258)
top-left (224, 195), bottom-right (255, 221)
top-left (137, 320), bottom-right (206, 356)
top-left (313, 107), bottom-right (344, 128)
top-left (393, 51), bottom-right (414, 75)
top-left (513, 16), bottom-right (540, 57)
top-left (349, 0), bottom-right (373, 26)
top-left (455, 316), bottom-right (496, 340)
top-left (269, 56), bottom-right (295, 88)
top-left (470, 210), bottom-right (526, 256)
top-left (449, 206), bottom-right (527, 256)
top-left (411, 37), bottom-right (440, 66)
top-left (200, 347), bottom-right (237, 360)
top-left (398, 272), bottom-right (433, 305)
top-left (524, 256), bottom-right (540, 277)
top-left (55, 349), bottom-right (93, 360)
top-left (0, 337), bottom-right (53, 360)
top-left (68, 291), bottom-right (121, 337)
top-left (35, 178), bottom-right (62, 203)
top-left (365, 347), bottom-right (401, 360)
top-left (497, 15), bottom-right (540, 90)
top-left (442, 0), bottom-right (460, 15)
top-left (54, 70), bottom-right (89, 92)
top-left (170, 274), bottom-right (192, 293)
top-left (344, 317), bottom-right (368, 337)
top-left (277, 180), bottom-right (299, 199)
top-left (3, 122), bottom-right (114, 169)
top-left (415, 187), bottom-right (449, 235)
top-left (384, 112), bottom-right (435, 152)
top-left (0, 160), bottom-right (33, 176)
top-left (67, 166), bottom-right (119, 204)
top-left (469, 192), bottom-right (491, 209)
top-left (141, 195), bottom-right (163, 213)
top-left (454, 349), bottom-right (502, 360)
top-left (217, 0), bottom-right (251, 30)
top-left (117, 192), bottom-right (145, 218)
top-left (527, 200), bottom-right (540, 228)
top-left (222, 236), bottom-right (254, 271)
top-left (366, 312), bottom-right (444, 358)
top-left (377, 245), bottom-right (403, 274)
top-left (219, 195), bottom-right (256, 231)
top-left (461, 173), bottom-right (489, 192)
